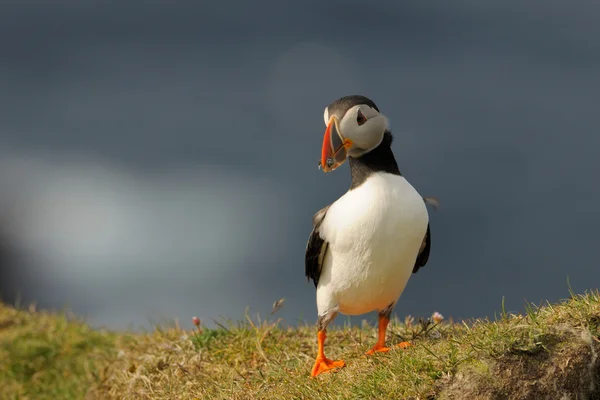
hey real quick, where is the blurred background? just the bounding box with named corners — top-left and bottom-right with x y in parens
top-left (1, 1), bottom-right (599, 330)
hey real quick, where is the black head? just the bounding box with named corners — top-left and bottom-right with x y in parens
top-left (326, 95), bottom-right (380, 117)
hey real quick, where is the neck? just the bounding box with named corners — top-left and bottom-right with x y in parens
top-left (348, 131), bottom-right (401, 190)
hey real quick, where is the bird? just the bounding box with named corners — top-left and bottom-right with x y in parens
top-left (305, 95), bottom-right (432, 377)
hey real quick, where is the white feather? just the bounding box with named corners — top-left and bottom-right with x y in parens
top-left (316, 172), bottom-right (429, 316)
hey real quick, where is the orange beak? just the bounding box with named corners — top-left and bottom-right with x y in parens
top-left (320, 116), bottom-right (353, 173)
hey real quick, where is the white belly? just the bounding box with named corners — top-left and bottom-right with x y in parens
top-left (316, 173), bottom-right (429, 316)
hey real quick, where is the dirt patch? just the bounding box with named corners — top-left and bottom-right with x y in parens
top-left (0, 318), bottom-right (15, 330)
top-left (438, 329), bottom-right (600, 400)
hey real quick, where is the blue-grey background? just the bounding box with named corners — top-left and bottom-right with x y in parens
top-left (1, 1), bottom-right (599, 330)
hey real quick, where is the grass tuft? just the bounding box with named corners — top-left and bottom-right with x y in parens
top-left (2, 291), bottom-right (600, 399)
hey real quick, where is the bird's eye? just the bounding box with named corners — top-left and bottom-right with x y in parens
top-left (356, 110), bottom-right (367, 126)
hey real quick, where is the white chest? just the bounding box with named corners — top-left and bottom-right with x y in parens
top-left (317, 173), bottom-right (429, 315)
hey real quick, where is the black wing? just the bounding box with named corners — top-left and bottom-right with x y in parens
top-left (305, 205), bottom-right (330, 288)
top-left (413, 223), bottom-right (431, 273)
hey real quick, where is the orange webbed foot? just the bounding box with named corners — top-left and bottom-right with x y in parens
top-left (397, 341), bottom-right (411, 349)
top-left (365, 343), bottom-right (391, 355)
top-left (311, 357), bottom-right (345, 377)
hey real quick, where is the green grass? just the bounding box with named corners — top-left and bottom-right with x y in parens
top-left (2, 291), bottom-right (600, 399)
top-left (0, 304), bottom-right (120, 400)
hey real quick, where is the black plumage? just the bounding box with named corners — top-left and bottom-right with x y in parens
top-left (305, 206), bottom-right (329, 288)
top-left (412, 224), bottom-right (431, 273)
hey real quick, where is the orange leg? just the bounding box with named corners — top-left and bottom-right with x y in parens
top-left (311, 330), bottom-right (345, 377)
top-left (366, 315), bottom-right (391, 355)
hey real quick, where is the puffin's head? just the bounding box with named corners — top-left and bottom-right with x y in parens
top-left (320, 95), bottom-right (388, 173)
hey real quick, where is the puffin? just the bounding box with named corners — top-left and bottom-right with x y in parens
top-left (305, 95), bottom-right (432, 377)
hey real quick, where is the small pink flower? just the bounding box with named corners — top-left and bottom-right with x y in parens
top-left (432, 312), bottom-right (444, 324)
top-left (192, 316), bottom-right (201, 327)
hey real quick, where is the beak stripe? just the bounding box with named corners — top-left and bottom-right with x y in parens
top-left (321, 116), bottom-right (352, 172)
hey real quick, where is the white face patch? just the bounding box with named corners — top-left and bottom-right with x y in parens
top-left (323, 107), bottom-right (330, 126)
top-left (338, 105), bottom-right (388, 156)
